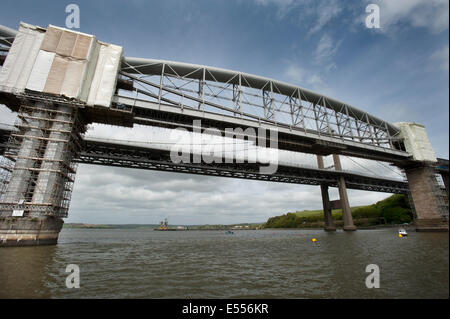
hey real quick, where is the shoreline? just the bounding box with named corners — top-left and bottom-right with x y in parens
top-left (62, 224), bottom-right (414, 231)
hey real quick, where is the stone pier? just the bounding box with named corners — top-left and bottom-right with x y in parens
top-left (0, 216), bottom-right (63, 246)
top-left (405, 164), bottom-right (449, 232)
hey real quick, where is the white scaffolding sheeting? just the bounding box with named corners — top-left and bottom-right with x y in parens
top-left (0, 22), bottom-right (122, 108)
top-left (394, 122), bottom-right (437, 162)
top-left (87, 42), bottom-right (123, 107)
top-left (0, 22), bottom-right (45, 94)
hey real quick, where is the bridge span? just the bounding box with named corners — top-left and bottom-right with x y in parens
top-left (0, 23), bottom-right (448, 246)
top-left (0, 124), bottom-right (410, 194)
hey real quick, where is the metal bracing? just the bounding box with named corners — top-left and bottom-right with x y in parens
top-left (119, 58), bottom-right (403, 150)
top-left (0, 94), bottom-right (85, 218)
top-left (0, 125), bottom-right (410, 194)
top-left (77, 138), bottom-right (410, 194)
top-left (1, 27), bottom-right (408, 161)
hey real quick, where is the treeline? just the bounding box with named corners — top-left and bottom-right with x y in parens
top-left (264, 194), bottom-right (413, 228)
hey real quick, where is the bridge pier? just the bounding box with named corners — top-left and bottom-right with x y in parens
top-left (319, 184), bottom-right (336, 231)
top-left (0, 99), bottom-right (83, 246)
top-left (317, 156), bottom-right (336, 231)
top-left (404, 164), bottom-right (449, 232)
top-left (317, 155), bottom-right (356, 231)
top-left (333, 155), bottom-right (357, 231)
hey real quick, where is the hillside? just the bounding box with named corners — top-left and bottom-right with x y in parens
top-left (264, 194), bottom-right (413, 228)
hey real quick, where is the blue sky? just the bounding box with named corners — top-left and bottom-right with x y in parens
top-left (0, 0), bottom-right (448, 224)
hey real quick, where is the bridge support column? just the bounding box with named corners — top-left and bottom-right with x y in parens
top-left (333, 154), bottom-right (356, 231)
top-left (0, 99), bottom-right (84, 247)
top-left (405, 165), bottom-right (449, 232)
top-left (317, 156), bottom-right (336, 231)
top-left (320, 184), bottom-right (336, 231)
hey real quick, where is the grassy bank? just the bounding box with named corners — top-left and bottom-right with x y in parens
top-left (264, 194), bottom-right (413, 229)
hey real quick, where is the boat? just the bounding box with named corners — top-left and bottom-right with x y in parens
top-left (398, 228), bottom-right (407, 236)
top-left (225, 230), bottom-right (234, 235)
top-left (154, 218), bottom-right (187, 231)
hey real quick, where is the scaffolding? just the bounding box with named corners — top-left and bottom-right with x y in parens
top-left (402, 166), bottom-right (449, 223)
top-left (0, 93), bottom-right (85, 218)
top-left (431, 172), bottom-right (449, 221)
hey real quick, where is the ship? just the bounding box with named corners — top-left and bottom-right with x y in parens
top-left (154, 218), bottom-right (187, 231)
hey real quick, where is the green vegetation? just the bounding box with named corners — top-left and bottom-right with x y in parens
top-left (264, 194), bottom-right (413, 228)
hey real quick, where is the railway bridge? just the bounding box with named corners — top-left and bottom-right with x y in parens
top-left (0, 23), bottom-right (448, 246)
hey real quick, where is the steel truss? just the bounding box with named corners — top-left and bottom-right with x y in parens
top-left (1, 28), bottom-right (410, 162)
top-left (119, 59), bottom-right (404, 151)
top-left (78, 139), bottom-right (410, 194)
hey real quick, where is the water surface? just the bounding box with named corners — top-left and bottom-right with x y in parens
top-left (0, 228), bottom-right (448, 298)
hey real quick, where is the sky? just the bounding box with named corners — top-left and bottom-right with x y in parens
top-left (0, 0), bottom-right (448, 225)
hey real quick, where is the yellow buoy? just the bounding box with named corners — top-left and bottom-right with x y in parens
top-left (312, 238), bottom-right (317, 243)
top-left (398, 234), bottom-right (403, 238)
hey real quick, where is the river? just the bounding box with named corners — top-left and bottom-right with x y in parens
top-left (0, 228), bottom-right (448, 298)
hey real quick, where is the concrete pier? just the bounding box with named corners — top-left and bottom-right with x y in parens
top-left (333, 154), bottom-right (356, 231)
top-left (405, 164), bottom-right (449, 232)
top-left (320, 184), bottom-right (337, 231)
top-left (0, 216), bottom-right (63, 246)
top-left (0, 100), bottom-right (81, 246)
top-left (1, 104), bottom-right (48, 205)
top-left (317, 155), bottom-right (336, 231)
top-left (317, 154), bottom-right (356, 231)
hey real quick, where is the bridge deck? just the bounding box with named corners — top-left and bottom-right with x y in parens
top-left (0, 125), bottom-right (409, 194)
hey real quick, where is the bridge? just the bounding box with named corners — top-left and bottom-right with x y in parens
top-left (0, 23), bottom-right (448, 246)
top-left (0, 124), bottom-right (411, 194)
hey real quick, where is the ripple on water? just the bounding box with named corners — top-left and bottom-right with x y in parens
top-left (0, 228), bottom-right (448, 298)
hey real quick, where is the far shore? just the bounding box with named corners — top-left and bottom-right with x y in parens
top-left (63, 223), bottom-right (413, 231)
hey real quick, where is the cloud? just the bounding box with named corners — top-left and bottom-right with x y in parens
top-left (253, 0), bottom-right (343, 35)
top-left (68, 164), bottom-right (331, 225)
top-left (253, 0), bottom-right (294, 5)
top-left (430, 45), bottom-right (449, 71)
top-left (252, 0), bottom-right (298, 18)
top-left (367, 0), bottom-right (449, 33)
top-left (314, 34), bottom-right (340, 65)
top-left (308, 0), bottom-right (342, 35)
top-left (312, 34), bottom-right (341, 73)
top-left (284, 63), bottom-right (325, 90)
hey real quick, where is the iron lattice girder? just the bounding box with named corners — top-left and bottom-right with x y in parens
top-left (0, 126), bottom-right (409, 193)
top-left (114, 95), bottom-right (409, 163)
top-left (119, 58), bottom-right (401, 143)
top-left (1, 26), bottom-right (408, 161)
top-left (77, 139), bottom-right (409, 194)
top-left (112, 71), bottom-right (407, 161)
